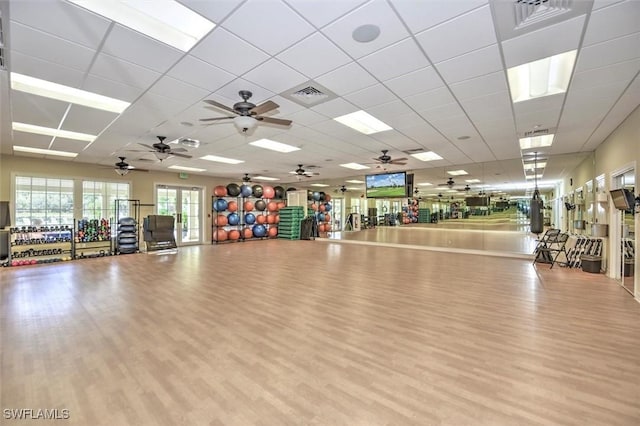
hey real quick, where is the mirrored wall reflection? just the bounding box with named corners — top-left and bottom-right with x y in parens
top-left (613, 169), bottom-right (635, 295)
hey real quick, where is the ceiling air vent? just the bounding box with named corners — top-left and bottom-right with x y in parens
top-left (514, 0), bottom-right (573, 29)
top-left (523, 128), bottom-right (551, 137)
top-left (281, 81), bottom-right (337, 107)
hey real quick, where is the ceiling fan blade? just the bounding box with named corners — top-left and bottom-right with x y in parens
top-left (389, 161), bottom-right (407, 165)
top-left (199, 116), bottom-right (234, 122)
top-left (251, 100), bottom-right (279, 115)
top-left (138, 143), bottom-right (156, 150)
top-left (204, 99), bottom-right (237, 114)
top-left (392, 157), bottom-right (408, 162)
top-left (256, 116), bottom-right (292, 126)
top-left (171, 152), bottom-right (192, 159)
top-left (170, 147), bottom-right (187, 153)
top-left (127, 167), bottom-right (149, 172)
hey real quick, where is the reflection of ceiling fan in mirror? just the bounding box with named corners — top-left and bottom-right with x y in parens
top-left (242, 173), bottom-right (252, 183)
top-left (200, 90), bottom-right (293, 132)
top-left (138, 136), bottom-right (192, 161)
top-left (290, 164), bottom-right (319, 179)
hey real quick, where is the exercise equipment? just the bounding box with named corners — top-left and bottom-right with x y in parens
top-left (243, 228), bottom-right (253, 239)
top-left (262, 185), bottom-right (275, 199)
top-left (215, 215), bottom-right (228, 226)
top-left (227, 200), bottom-right (238, 212)
top-left (243, 200), bottom-right (254, 211)
top-left (240, 184), bottom-right (253, 197)
top-left (255, 200), bottom-right (266, 211)
top-left (214, 199), bottom-right (228, 212)
top-left (227, 213), bottom-right (240, 225)
top-left (274, 186), bottom-right (285, 199)
top-left (252, 185), bottom-right (263, 198)
top-left (267, 227), bottom-right (277, 237)
top-left (228, 230), bottom-right (241, 241)
top-left (252, 224), bottom-right (266, 237)
top-left (245, 213), bottom-right (256, 224)
top-left (226, 183), bottom-right (241, 196)
top-left (214, 185), bottom-right (227, 197)
top-left (256, 215), bottom-right (267, 224)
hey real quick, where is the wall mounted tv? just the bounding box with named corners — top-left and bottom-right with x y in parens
top-left (365, 172), bottom-right (407, 198)
top-left (609, 188), bottom-right (635, 210)
top-left (465, 196), bottom-right (490, 207)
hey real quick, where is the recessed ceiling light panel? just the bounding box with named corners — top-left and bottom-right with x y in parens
top-left (447, 170), bottom-right (468, 176)
top-left (519, 134), bottom-right (554, 150)
top-left (13, 145), bottom-right (78, 157)
top-left (12, 122), bottom-right (96, 142)
top-left (507, 50), bottom-right (577, 103)
top-left (410, 151), bottom-right (443, 162)
top-left (249, 139), bottom-right (300, 153)
top-left (333, 111), bottom-right (392, 135)
top-left (340, 163), bottom-right (370, 170)
top-left (200, 155), bottom-right (244, 164)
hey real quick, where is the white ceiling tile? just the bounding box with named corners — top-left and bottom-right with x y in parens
top-left (314, 62), bottom-right (377, 95)
top-left (344, 84), bottom-right (397, 109)
top-left (276, 33), bottom-right (352, 79)
top-left (222, 0), bottom-right (315, 55)
top-left (90, 54), bottom-right (162, 89)
top-left (167, 55), bottom-right (236, 92)
top-left (367, 100), bottom-right (415, 122)
top-left (243, 59), bottom-right (309, 94)
top-left (101, 24), bottom-right (183, 73)
top-left (190, 28), bottom-right (270, 75)
top-left (62, 105), bottom-right (118, 135)
top-left (390, 0), bottom-right (488, 33)
top-left (83, 75), bottom-right (145, 103)
top-left (449, 71), bottom-right (509, 101)
top-left (51, 139), bottom-right (91, 153)
top-left (10, 51), bottom-right (85, 88)
top-left (359, 38), bottom-right (430, 81)
top-left (399, 122), bottom-right (448, 146)
top-left (404, 87), bottom-right (456, 111)
top-left (11, 133), bottom-right (54, 150)
top-left (583, 1), bottom-right (640, 46)
top-left (415, 5), bottom-right (496, 64)
top-left (135, 93), bottom-right (190, 118)
top-left (10, 22), bottom-right (97, 72)
top-left (285, 0), bottom-right (369, 28)
top-left (10, 92), bottom-right (69, 129)
top-left (383, 66), bottom-right (444, 98)
top-left (106, 104), bottom-right (171, 135)
top-left (148, 76), bottom-right (210, 104)
top-left (461, 92), bottom-right (513, 121)
top-left (385, 111), bottom-right (426, 130)
top-left (514, 108), bottom-right (563, 134)
top-left (283, 109), bottom-right (328, 126)
top-left (9, 0), bottom-right (110, 49)
top-left (321, 0), bottom-right (410, 59)
top-left (264, 96), bottom-right (307, 116)
top-left (435, 44), bottom-right (503, 84)
top-left (311, 98), bottom-right (358, 118)
top-left (177, 0), bottom-right (241, 24)
top-left (593, 0), bottom-right (627, 10)
top-left (576, 32), bottom-right (640, 72)
top-left (571, 58), bottom-right (640, 92)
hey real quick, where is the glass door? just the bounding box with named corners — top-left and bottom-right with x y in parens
top-left (155, 185), bottom-right (203, 246)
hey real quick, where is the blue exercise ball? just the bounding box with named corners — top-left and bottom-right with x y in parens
top-left (227, 213), bottom-right (240, 225)
top-left (317, 212), bottom-right (325, 222)
top-left (214, 198), bottom-right (228, 211)
top-left (245, 213), bottom-right (256, 225)
top-left (324, 203), bottom-right (332, 212)
top-left (240, 184), bottom-right (252, 197)
top-left (252, 224), bottom-right (266, 237)
top-left (312, 191), bottom-right (321, 201)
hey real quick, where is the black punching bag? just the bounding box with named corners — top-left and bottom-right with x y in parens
top-left (530, 189), bottom-right (544, 235)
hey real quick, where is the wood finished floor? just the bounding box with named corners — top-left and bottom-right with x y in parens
top-left (1, 241), bottom-right (640, 425)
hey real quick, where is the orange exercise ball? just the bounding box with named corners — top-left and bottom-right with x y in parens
top-left (275, 214), bottom-right (280, 224)
top-left (319, 204), bottom-right (326, 212)
top-left (324, 194), bottom-right (331, 202)
top-left (214, 185), bottom-right (227, 197)
top-left (227, 200), bottom-right (238, 212)
top-left (266, 215), bottom-right (276, 224)
top-left (318, 223), bottom-right (325, 232)
top-left (243, 228), bottom-right (253, 239)
top-left (214, 229), bottom-right (228, 241)
top-left (215, 214), bottom-right (228, 226)
top-left (267, 227), bottom-right (278, 237)
top-left (228, 229), bottom-right (241, 241)
top-left (277, 202), bottom-right (286, 210)
top-left (243, 201), bottom-right (254, 212)
top-left (267, 201), bottom-right (278, 212)
top-left (262, 185), bottom-right (275, 199)
top-left (256, 214), bottom-right (267, 224)
top-left (310, 203), bottom-right (318, 211)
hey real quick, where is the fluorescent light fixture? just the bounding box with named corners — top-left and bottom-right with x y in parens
top-left (346, 179), bottom-right (364, 184)
top-left (12, 122), bottom-right (96, 142)
top-left (249, 139), bottom-right (300, 153)
top-left (410, 151), bottom-right (443, 162)
top-left (507, 50), bottom-right (577, 103)
top-left (417, 182), bottom-right (433, 186)
top-left (200, 155), bottom-right (244, 165)
top-left (465, 179), bottom-right (481, 183)
top-left (447, 170), bottom-right (468, 176)
top-left (13, 145), bottom-right (78, 158)
top-left (333, 110), bottom-right (392, 135)
top-left (67, 0), bottom-right (215, 52)
top-left (446, 189), bottom-right (458, 193)
top-left (168, 165), bottom-right (206, 172)
top-left (310, 183), bottom-right (330, 187)
top-left (519, 134), bottom-right (554, 149)
top-left (253, 176), bottom-right (280, 181)
top-left (526, 174), bottom-right (544, 180)
top-left (523, 162), bottom-right (547, 171)
top-left (347, 187), bottom-right (362, 191)
top-left (340, 163), bottom-right (370, 170)
top-left (11, 73), bottom-right (130, 113)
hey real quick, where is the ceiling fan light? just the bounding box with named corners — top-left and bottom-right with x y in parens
top-left (115, 168), bottom-right (129, 176)
top-left (234, 116), bottom-right (257, 132)
top-left (154, 151), bottom-right (170, 161)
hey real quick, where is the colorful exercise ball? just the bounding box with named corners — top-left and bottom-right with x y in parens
top-left (214, 198), bottom-right (228, 211)
top-left (245, 213), bottom-right (256, 224)
top-left (312, 191), bottom-right (321, 201)
top-left (252, 185), bottom-right (263, 198)
top-left (274, 186), bottom-right (285, 199)
top-left (244, 200), bottom-right (254, 212)
top-left (240, 184), bottom-right (253, 197)
top-left (319, 204), bottom-right (326, 212)
top-left (267, 201), bottom-right (278, 212)
top-left (243, 228), bottom-right (253, 239)
top-left (227, 213), bottom-right (240, 225)
top-left (275, 214), bottom-right (280, 224)
top-left (262, 185), bottom-right (275, 199)
top-left (325, 203), bottom-right (332, 212)
top-left (267, 227), bottom-right (278, 237)
top-left (255, 199), bottom-right (267, 211)
top-left (214, 185), bottom-right (227, 197)
top-left (226, 183), bottom-right (241, 197)
top-left (277, 202), bottom-right (286, 210)
top-left (310, 203), bottom-right (318, 211)
top-left (318, 223), bottom-right (325, 232)
top-left (228, 230), bottom-right (241, 241)
top-left (324, 194), bottom-right (332, 202)
top-left (215, 214), bottom-right (228, 226)
top-left (324, 214), bottom-right (330, 222)
top-left (319, 192), bottom-right (326, 201)
top-left (252, 224), bottom-right (267, 237)
top-left (214, 229), bottom-right (228, 241)
top-left (266, 215), bottom-right (276, 224)
top-left (317, 212), bottom-right (325, 222)
top-left (256, 214), bottom-right (267, 224)
top-left (227, 200), bottom-right (238, 212)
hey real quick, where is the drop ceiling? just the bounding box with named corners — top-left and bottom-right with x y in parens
top-left (0, 0), bottom-right (638, 197)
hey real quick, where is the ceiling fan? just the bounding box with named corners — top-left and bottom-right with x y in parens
top-left (289, 164), bottom-right (319, 178)
top-left (112, 157), bottom-right (148, 176)
top-left (138, 136), bottom-right (192, 161)
top-left (372, 150), bottom-right (408, 166)
top-left (242, 173), bottom-right (252, 183)
top-left (200, 90), bottom-right (293, 132)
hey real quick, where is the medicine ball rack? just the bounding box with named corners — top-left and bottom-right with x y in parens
top-left (7, 223), bottom-right (75, 266)
top-left (75, 218), bottom-right (113, 259)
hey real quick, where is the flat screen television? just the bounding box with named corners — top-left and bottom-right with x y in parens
top-left (465, 196), bottom-right (490, 207)
top-left (365, 171), bottom-right (407, 198)
top-left (609, 188), bottom-right (635, 210)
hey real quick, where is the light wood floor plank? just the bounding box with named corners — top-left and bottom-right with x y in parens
top-left (1, 240), bottom-right (639, 425)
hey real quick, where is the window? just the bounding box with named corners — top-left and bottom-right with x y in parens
top-left (15, 176), bottom-right (74, 227)
top-left (82, 180), bottom-right (130, 220)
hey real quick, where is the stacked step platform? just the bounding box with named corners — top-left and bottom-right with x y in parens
top-left (278, 207), bottom-right (304, 240)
